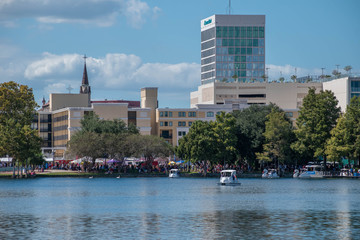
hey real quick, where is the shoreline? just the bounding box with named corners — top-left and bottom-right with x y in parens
top-left (1, 170), bottom-right (359, 179)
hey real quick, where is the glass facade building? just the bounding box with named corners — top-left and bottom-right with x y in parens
top-left (201, 15), bottom-right (265, 85)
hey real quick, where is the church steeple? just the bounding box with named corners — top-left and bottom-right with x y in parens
top-left (80, 54), bottom-right (91, 94)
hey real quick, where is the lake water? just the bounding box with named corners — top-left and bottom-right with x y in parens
top-left (0, 177), bottom-right (359, 239)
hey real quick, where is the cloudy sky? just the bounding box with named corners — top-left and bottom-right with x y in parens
top-left (1, 0), bottom-right (359, 108)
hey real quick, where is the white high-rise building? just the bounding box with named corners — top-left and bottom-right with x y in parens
top-left (201, 15), bottom-right (265, 85)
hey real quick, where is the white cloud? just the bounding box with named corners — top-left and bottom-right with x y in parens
top-left (0, 0), bottom-right (160, 28)
top-left (24, 53), bottom-right (200, 92)
top-left (25, 52), bottom-right (81, 79)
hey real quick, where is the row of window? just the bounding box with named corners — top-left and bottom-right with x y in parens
top-left (218, 38), bottom-right (264, 47)
top-left (159, 111), bottom-right (197, 118)
top-left (54, 134), bottom-right (68, 141)
top-left (159, 121), bottom-right (193, 127)
top-left (201, 48), bottom-right (216, 58)
top-left (178, 131), bottom-right (187, 136)
top-left (216, 47), bottom-right (265, 56)
top-left (53, 115), bottom-right (68, 123)
top-left (216, 63), bottom-right (265, 70)
top-left (215, 55), bottom-right (265, 63)
top-left (201, 39), bottom-right (215, 50)
top-left (201, 56), bottom-right (216, 65)
top-left (216, 26), bottom-right (265, 38)
top-left (53, 125), bottom-right (68, 132)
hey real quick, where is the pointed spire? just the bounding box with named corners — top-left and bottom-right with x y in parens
top-left (80, 54), bottom-right (91, 94)
top-left (82, 54), bottom-right (89, 85)
top-left (42, 96), bottom-right (46, 106)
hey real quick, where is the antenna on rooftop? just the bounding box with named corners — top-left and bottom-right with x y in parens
top-left (227, 0), bottom-right (232, 15)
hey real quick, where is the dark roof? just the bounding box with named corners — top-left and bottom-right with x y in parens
top-left (82, 63), bottom-right (89, 85)
top-left (91, 100), bottom-right (140, 108)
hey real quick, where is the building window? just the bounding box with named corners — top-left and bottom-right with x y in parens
top-left (178, 121), bottom-right (186, 127)
top-left (160, 122), bottom-right (164, 126)
top-left (178, 112), bottom-right (186, 117)
top-left (169, 112), bottom-right (173, 117)
top-left (178, 131), bottom-right (186, 136)
top-left (207, 112), bottom-right (214, 117)
top-left (164, 111), bottom-right (168, 117)
top-left (160, 112), bottom-right (163, 117)
top-left (216, 112), bottom-right (222, 115)
top-left (188, 112), bottom-right (196, 117)
top-left (169, 121), bottom-right (173, 126)
top-left (164, 121), bottom-right (168, 126)
top-left (189, 122), bottom-right (192, 127)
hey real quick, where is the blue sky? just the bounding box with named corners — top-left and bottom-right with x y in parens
top-left (1, 0), bottom-right (359, 108)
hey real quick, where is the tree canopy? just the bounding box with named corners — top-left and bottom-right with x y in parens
top-left (232, 103), bottom-right (281, 168)
top-left (292, 88), bottom-right (340, 162)
top-left (0, 82), bottom-right (42, 177)
top-left (256, 108), bottom-right (295, 167)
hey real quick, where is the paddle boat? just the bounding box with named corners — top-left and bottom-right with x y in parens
top-left (262, 169), bottom-right (280, 178)
top-left (218, 170), bottom-right (241, 186)
top-left (169, 169), bottom-right (180, 178)
top-left (293, 169), bottom-right (300, 178)
top-left (298, 165), bottom-right (324, 178)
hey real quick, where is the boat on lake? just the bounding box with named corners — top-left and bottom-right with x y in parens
top-left (219, 170), bottom-right (241, 186)
top-left (298, 165), bottom-right (324, 178)
top-left (169, 169), bottom-right (180, 178)
top-left (262, 169), bottom-right (280, 178)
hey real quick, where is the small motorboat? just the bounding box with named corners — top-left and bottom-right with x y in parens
top-left (262, 169), bottom-right (280, 178)
top-left (169, 169), bottom-right (180, 178)
top-left (218, 170), bottom-right (241, 186)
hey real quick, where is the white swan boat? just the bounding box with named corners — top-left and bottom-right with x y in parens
top-left (262, 169), bottom-right (279, 178)
top-left (218, 170), bottom-right (241, 186)
top-left (298, 165), bottom-right (324, 178)
top-left (169, 169), bottom-right (180, 178)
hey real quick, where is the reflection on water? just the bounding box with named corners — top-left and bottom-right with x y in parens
top-left (0, 210), bottom-right (358, 239)
top-left (0, 178), bottom-right (359, 239)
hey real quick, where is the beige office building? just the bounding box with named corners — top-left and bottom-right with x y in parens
top-left (191, 81), bottom-right (323, 121)
top-left (157, 99), bottom-right (248, 146)
top-left (36, 60), bottom-right (156, 159)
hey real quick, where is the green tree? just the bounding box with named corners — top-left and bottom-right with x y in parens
top-left (325, 115), bottom-right (350, 163)
top-left (212, 112), bottom-right (237, 166)
top-left (66, 131), bottom-right (105, 167)
top-left (291, 75), bottom-right (297, 83)
top-left (292, 88), bottom-right (340, 164)
top-left (326, 97), bottom-right (360, 165)
top-left (332, 70), bottom-right (341, 78)
top-left (0, 119), bottom-right (42, 178)
top-left (232, 104), bottom-right (281, 169)
top-left (0, 82), bottom-right (40, 178)
top-left (231, 74), bottom-right (238, 82)
top-left (344, 65), bottom-right (352, 74)
top-left (256, 109), bottom-right (295, 168)
top-left (130, 135), bottom-right (173, 167)
top-left (177, 120), bottom-right (216, 175)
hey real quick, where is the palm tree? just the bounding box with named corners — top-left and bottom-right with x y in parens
top-left (344, 65), bottom-right (352, 74)
top-left (231, 74), bottom-right (238, 83)
top-left (291, 75), bottom-right (297, 83)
